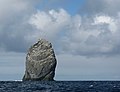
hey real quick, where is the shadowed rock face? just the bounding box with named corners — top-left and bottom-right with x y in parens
top-left (23, 39), bottom-right (57, 81)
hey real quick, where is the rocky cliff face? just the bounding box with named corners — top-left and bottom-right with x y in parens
top-left (23, 39), bottom-right (57, 81)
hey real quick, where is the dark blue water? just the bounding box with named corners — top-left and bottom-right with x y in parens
top-left (0, 81), bottom-right (120, 92)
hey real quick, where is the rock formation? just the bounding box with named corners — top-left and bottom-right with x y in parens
top-left (23, 39), bottom-right (57, 81)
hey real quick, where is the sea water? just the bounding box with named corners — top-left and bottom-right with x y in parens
top-left (0, 81), bottom-right (120, 92)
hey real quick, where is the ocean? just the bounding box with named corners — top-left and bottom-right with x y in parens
top-left (0, 81), bottom-right (120, 92)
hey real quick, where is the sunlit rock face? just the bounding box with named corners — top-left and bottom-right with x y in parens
top-left (23, 39), bottom-right (57, 81)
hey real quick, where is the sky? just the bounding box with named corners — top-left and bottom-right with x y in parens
top-left (0, 0), bottom-right (120, 81)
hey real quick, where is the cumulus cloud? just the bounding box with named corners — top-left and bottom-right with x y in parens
top-left (0, 0), bottom-right (120, 57)
top-left (28, 9), bottom-right (120, 56)
top-left (28, 9), bottom-right (71, 40)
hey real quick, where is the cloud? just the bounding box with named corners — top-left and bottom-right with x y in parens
top-left (81, 0), bottom-right (120, 16)
top-left (0, 52), bottom-right (25, 80)
top-left (28, 9), bottom-right (71, 40)
top-left (0, 0), bottom-right (120, 57)
top-left (28, 8), bottom-right (120, 56)
top-left (0, 0), bottom-right (120, 80)
top-left (55, 54), bottom-right (120, 80)
top-left (0, 0), bottom-right (40, 52)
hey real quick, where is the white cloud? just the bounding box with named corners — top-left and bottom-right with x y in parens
top-left (28, 9), bottom-right (71, 40)
top-left (93, 15), bottom-right (117, 33)
top-left (0, 0), bottom-right (120, 57)
top-left (94, 15), bottom-right (113, 24)
top-left (28, 8), bottom-right (120, 56)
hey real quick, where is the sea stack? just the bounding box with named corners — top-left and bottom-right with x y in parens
top-left (23, 39), bottom-right (57, 81)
